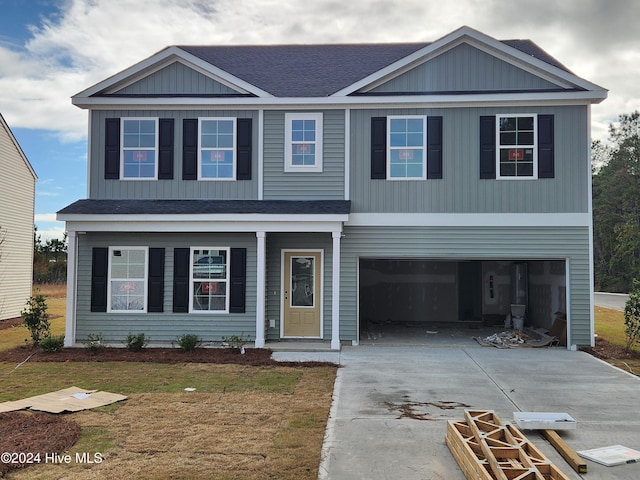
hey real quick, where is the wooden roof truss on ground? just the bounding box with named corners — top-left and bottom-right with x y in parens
top-left (445, 410), bottom-right (570, 480)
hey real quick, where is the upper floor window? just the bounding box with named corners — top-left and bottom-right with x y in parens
top-left (122, 118), bottom-right (158, 179)
top-left (199, 118), bottom-right (236, 180)
top-left (285, 113), bottom-right (323, 172)
top-left (108, 247), bottom-right (148, 312)
top-left (388, 116), bottom-right (427, 180)
top-left (496, 114), bottom-right (537, 179)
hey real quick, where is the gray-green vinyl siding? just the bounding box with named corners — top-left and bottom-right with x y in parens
top-left (265, 233), bottom-right (333, 341)
top-left (263, 110), bottom-right (345, 200)
top-left (89, 109), bottom-right (259, 200)
top-left (339, 225), bottom-right (592, 346)
top-left (115, 62), bottom-right (241, 95)
top-left (349, 105), bottom-right (589, 213)
top-left (370, 43), bottom-right (560, 93)
top-left (74, 232), bottom-right (257, 344)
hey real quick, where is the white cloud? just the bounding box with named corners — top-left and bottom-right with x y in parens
top-left (0, 0), bottom-right (637, 143)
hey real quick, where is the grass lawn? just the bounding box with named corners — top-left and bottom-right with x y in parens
top-left (0, 285), bottom-right (337, 479)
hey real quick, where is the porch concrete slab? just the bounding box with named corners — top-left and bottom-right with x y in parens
top-left (313, 345), bottom-right (640, 480)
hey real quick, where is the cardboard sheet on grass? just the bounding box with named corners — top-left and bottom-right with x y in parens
top-left (0, 386), bottom-right (127, 413)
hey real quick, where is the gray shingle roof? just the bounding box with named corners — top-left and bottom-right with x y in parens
top-left (58, 199), bottom-right (351, 216)
top-left (178, 40), bottom-right (569, 97)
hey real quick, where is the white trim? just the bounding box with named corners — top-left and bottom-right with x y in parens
top-left (107, 246), bottom-right (149, 313)
top-left (72, 90), bottom-right (607, 109)
top-left (188, 246), bottom-right (231, 314)
top-left (331, 232), bottom-right (341, 350)
top-left (347, 212), bottom-right (591, 228)
top-left (280, 249), bottom-right (324, 339)
top-left (120, 117), bottom-right (159, 180)
top-left (387, 115), bottom-right (427, 180)
top-left (258, 109), bottom-right (264, 200)
top-left (86, 113), bottom-right (92, 197)
top-left (284, 112), bottom-right (323, 173)
top-left (64, 230), bottom-right (78, 347)
top-left (344, 108), bottom-right (350, 200)
top-left (495, 113), bottom-right (538, 180)
top-left (73, 46), bottom-right (272, 99)
top-left (255, 232), bottom-right (266, 348)
top-left (198, 117), bottom-right (237, 181)
top-left (58, 216), bottom-right (347, 234)
top-left (587, 105), bottom-right (596, 348)
top-left (566, 257), bottom-right (573, 350)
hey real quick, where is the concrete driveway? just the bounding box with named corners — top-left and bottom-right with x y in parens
top-left (276, 343), bottom-right (640, 479)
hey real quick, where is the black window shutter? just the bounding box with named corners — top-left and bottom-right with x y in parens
top-left (426, 116), bottom-right (443, 179)
top-left (158, 119), bottom-right (174, 180)
top-left (538, 114), bottom-right (554, 178)
top-left (479, 116), bottom-right (496, 179)
top-left (236, 118), bottom-right (252, 180)
top-left (91, 248), bottom-right (108, 312)
top-left (105, 118), bottom-right (120, 179)
top-left (229, 248), bottom-right (247, 314)
top-left (371, 117), bottom-right (387, 179)
top-left (173, 248), bottom-right (190, 313)
top-left (148, 248), bottom-right (165, 313)
top-left (182, 119), bottom-right (198, 180)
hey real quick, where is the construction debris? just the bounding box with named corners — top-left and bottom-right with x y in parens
top-left (0, 386), bottom-right (127, 414)
top-left (445, 410), bottom-right (570, 480)
top-left (474, 329), bottom-right (558, 348)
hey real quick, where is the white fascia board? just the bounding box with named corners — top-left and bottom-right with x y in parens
top-left (72, 89), bottom-right (607, 110)
top-left (346, 212), bottom-right (591, 228)
top-left (332, 25), bottom-right (607, 97)
top-left (58, 214), bottom-right (348, 233)
top-left (72, 46), bottom-right (272, 103)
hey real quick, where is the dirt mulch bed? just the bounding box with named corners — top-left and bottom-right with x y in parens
top-left (0, 317), bottom-right (23, 330)
top-left (579, 336), bottom-right (640, 364)
top-left (0, 411), bottom-right (81, 476)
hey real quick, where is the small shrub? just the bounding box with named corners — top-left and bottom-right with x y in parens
top-left (176, 334), bottom-right (201, 351)
top-left (624, 280), bottom-right (640, 352)
top-left (126, 332), bottom-right (149, 351)
top-left (21, 294), bottom-right (50, 346)
top-left (221, 333), bottom-right (251, 353)
top-left (84, 333), bottom-right (106, 352)
top-left (39, 334), bottom-right (65, 353)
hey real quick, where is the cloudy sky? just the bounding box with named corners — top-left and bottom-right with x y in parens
top-left (0, 0), bottom-right (637, 239)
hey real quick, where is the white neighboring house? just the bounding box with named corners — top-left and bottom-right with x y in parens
top-left (0, 113), bottom-right (37, 321)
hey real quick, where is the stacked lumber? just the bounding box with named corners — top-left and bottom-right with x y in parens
top-left (445, 410), bottom-right (570, 480)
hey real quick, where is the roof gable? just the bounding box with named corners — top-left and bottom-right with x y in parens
top-left (0, 113), bottom-right (37, 180)
top-left (72, 26), bottom-right (606, 106)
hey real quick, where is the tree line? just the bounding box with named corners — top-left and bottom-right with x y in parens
top-left (34, 229), bottom-right (67, 284)
top-left (593, 111), bottom-right (640, 292)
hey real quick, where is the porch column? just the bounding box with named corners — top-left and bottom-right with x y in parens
top-left (64, 230), bottom-right (77, 347)
top-left (331, 231), bottom-right (342, 350)
top-left (255, 231), bottom-right (266, 348)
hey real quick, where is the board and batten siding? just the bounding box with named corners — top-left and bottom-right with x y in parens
top-left (340, 225), bottom-right (592, 346)
top-left (89, 110), bottom-right (259, 200)
top-left (370, 43), bottom-right (560, 94)
top-left (349, 105), bottom-right (589, 214)
top-left (265, 233), bottom-right (333, 341)
top-left (74, 232), bottom-right (257, 344)
top-left (263, 110), bottom-right (345, 200)
top-left (0, 120), bottom-right (35, 320)
top-left (114, 61), bottom-right (241, 95)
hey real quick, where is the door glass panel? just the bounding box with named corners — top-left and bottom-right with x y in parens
top-left (290, 256), bottom-right (314, 307)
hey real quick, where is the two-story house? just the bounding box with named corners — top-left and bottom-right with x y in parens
top-left (58, 26), bottom-right (606, 350)
top-left (0, 113), bottom-right (37, 321)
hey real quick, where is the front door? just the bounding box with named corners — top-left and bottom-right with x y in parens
top-left (283, 251), bottom-right (322, 337)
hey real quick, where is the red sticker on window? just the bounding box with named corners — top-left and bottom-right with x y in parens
top-left (296, 144), bottom-right (311, 154)
top-left (399, 149), bottom-right (414, 160)
top-left (508, 149), bottom-right (524, 160)
top-left (133, 151), bottom-right (147, 162)
top-left (210, 151), bottom-right (225, 161)
top-left (119, 282), bottom-right (136, 292)
top-left (202, 282), bottom-right (217, 293)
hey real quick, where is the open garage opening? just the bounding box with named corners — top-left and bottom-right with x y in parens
top-left (358, 259), bottom-right (566, 343)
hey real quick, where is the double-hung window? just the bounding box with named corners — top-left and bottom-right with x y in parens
top-left (190, 247), bottom-right (230, 313)
top-left (497, 114), bottom-right (537, 179)
top-left (285, 113), bottom-right (323, 172)
top-left (108, 247), bottom-right (148, 312)
top-left (388, 115), bottom-right (427, 180)
top-left (122, 118), bottom-right (158, 179)
top-left (199, 118), bottom-right (236, 180)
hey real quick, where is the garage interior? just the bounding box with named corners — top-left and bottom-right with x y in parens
top-left (358, 259), bottom-right (566, 343)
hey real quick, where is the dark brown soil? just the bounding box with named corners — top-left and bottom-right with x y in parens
top-left (580, 336), bottom-right (640, 364)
